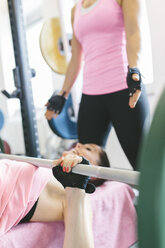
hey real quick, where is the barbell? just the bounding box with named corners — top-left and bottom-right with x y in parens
top-left (0, 153), bottom-right (139, 186)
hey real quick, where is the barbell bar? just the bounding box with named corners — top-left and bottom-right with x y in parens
top-left (0, 153), bottom-right (140, 186)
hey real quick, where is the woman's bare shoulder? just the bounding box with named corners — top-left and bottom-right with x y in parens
top-left (71, 4), bottom-right (77, 24)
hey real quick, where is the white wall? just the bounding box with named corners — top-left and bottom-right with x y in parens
top-left (145, 0), bottom-right (165, 104)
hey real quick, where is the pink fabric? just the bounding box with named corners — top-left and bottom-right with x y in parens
top-left (74, 0), bottom-right (128, 95)
top-left (91, 182), bottom-right (137, 248)
top-left (0, 159), bottom-right (51, 237)
top-left (0, 181), bottom-right (137, 248)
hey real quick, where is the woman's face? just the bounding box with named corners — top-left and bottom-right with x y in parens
top-left (62, 143), bottom-right (101, 166)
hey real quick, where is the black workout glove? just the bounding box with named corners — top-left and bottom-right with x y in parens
top-left (127, 67), bottom-right (142, 97)
top-left (47, 91), bottom-right (66, 114)
top-left (52, 157), bottom-right (96, 194)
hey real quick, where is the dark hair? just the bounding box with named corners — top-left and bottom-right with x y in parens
top-left (98, 149), bottom-right (110, 168)
top-left (91, 148), bottom-right (110, 187)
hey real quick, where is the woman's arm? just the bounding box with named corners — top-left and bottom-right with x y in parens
top-left (59, 5), bottom-right (83, 97)
top-left (122, 0), bottom-right (143, 108)
top-left (122, 0), bottom-right (142, 67)
top-left (45, 5), bottom-right (83, 120)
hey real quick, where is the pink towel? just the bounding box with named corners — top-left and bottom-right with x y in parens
top-left (90, 182), bottom-right (137, 248)
top-left (0, 159), bottom-right (51, 236)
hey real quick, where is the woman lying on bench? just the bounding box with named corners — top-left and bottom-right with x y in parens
top-left (0, 143), bottom-right (136, 248)
top-left (0, 143), bottom-right (109, 248)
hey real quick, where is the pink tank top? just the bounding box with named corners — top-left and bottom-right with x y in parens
top-left (74, 0), bottom-right (128, 95)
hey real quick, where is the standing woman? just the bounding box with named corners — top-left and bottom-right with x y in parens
top-left (45, 0), bottom-right (150, 170)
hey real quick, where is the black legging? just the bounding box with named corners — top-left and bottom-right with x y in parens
top-left (78, 86), bottom-right (150, 170)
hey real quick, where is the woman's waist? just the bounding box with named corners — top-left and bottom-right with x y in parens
top-left (83, 60), bottom-right (128, 79)
top-left (82, 72), bottom-right (128, 95)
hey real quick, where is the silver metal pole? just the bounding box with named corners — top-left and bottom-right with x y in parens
top-left (0, 153), bottom-right (140, 185)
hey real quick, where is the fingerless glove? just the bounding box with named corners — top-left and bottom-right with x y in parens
top-left (47, 92), bottom-right (66, 114)
top-left (52, 157), bottom-right (96, 194)
top-left (127, 67), bottom-right (142, 96)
